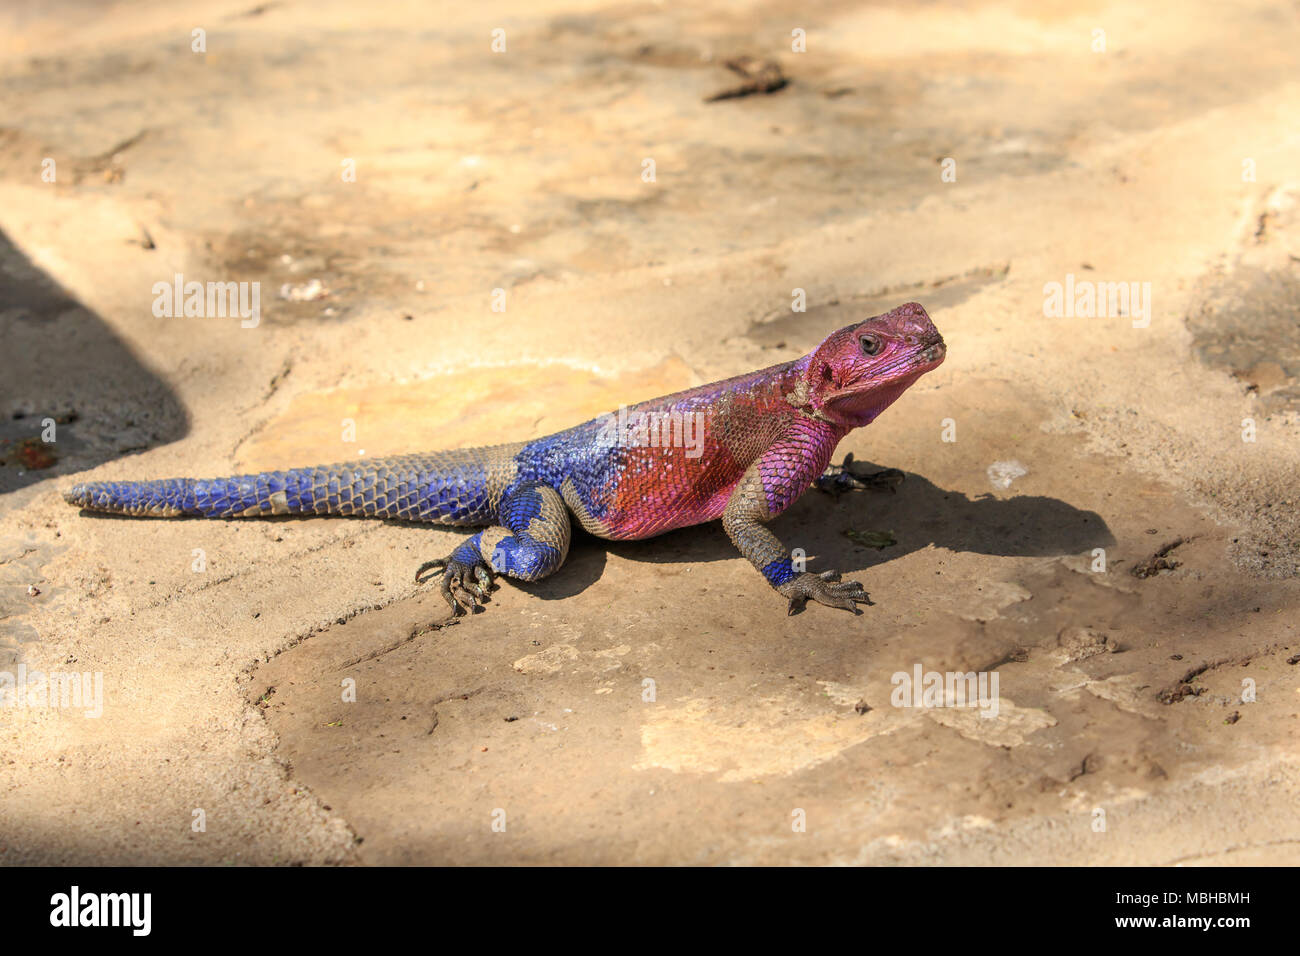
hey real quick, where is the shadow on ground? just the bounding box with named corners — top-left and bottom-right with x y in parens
top-left (594, 465), bottom-right (1114, 587)
top-left (0, 229), bottom-right (188, 495)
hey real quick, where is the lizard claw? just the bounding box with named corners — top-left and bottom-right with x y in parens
top-left (779, 570), bottom-right (873, 615)
top-left (415, 555), bottom-right (496, 615)
top-left (814, 453), bottom-right (905, 497)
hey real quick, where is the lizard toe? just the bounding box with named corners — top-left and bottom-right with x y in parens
top-left (418, 554), bottom-right (494, 615)
top-left (780, 571), bottom-right (873, 615)
top-left (414, 557), bottom-right (448, 583)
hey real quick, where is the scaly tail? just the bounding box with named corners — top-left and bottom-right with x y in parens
top-left (62, 447), bottom-right (525, 526)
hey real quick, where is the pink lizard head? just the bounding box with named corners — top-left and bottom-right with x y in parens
top-left (803, 302), bottom-right (946, 427)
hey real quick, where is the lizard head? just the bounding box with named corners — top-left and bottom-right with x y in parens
top-left (803, 302), bottom-right (945, 427)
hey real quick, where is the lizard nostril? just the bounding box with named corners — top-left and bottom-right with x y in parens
top-left (904, 334), bottom-right (919, 346)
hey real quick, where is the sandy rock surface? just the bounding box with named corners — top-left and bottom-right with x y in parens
top-left (1, 0), bottom-right (1298, 864)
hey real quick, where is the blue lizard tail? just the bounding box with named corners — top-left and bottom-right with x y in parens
top-left (62, 448), bottom-right (525, 525)
top-left (65, 477), bottom-right (202, 517)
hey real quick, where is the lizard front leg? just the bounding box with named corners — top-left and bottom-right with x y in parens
top-left (416, 483), bottom-right (571, 614)
top-left (722, 440), bottom-right (872, 615)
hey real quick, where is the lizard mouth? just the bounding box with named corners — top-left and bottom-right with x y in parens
top-left (916, 339), bottom-right (946, 367)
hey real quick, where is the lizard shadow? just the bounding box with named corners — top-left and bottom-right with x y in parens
top-left (562, 463), bottom-right (1115, 593)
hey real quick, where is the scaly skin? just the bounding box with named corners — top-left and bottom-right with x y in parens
top-left (64, 302), bottom-right (946, 615)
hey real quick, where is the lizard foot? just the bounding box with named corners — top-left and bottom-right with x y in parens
top-left (814, 453), bottom-right (905, 497)
top-left (415, 555), bottom-right (495, 615)
top-left (779, 570), bottom-right (873, 615)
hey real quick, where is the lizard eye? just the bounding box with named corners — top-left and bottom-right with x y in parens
top-left (859, 334), bottom-right (883, 356)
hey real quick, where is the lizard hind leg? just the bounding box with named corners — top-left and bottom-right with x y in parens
top-left (416, 483), bottom-right (571, 614)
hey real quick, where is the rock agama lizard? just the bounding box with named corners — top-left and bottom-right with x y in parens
top-left (63, 302), bottom-right (946, 615)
